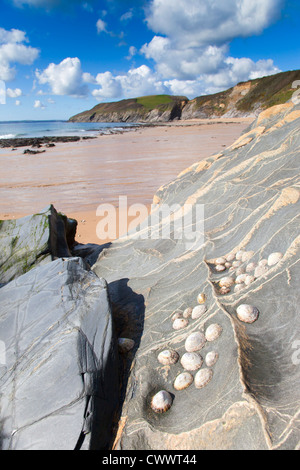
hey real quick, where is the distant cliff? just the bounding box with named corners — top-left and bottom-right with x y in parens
top-left (69, 95), bottom-right (189, 123)
top-left (69, 69), bottom-right (300, 123)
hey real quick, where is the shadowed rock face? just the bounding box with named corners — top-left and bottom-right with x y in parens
top-left (92, 103), bottom-right (300, 450)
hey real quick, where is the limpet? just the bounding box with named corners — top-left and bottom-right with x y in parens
top-left (236, 250), bottom-right (245, 261)
top-left (254, 265), bottom-right (268, 278)
top-left (236, 304), bottom-right (259, 324)
top-left (219, 276), bottom-right (235, 288)
top-left (205, 351), bottom-right (219, 367)
top-left (183, 307), bottom-right (193, 319)
top-left (192, 304), bottom-right (207, 319)
top-left (185, 331), bottom-right (206, 352)
top-left (180, 352), bottom-right (203, 371)
top-left (259, 259), bottom-right (268, 267)
top-left (173, 318), bottom-right (189, 330)
top-left (246, 262), bottom-right (257, 273)
top-left (242, 251), bottom-right (254, 263)
top-left (232, 260), bottom-right (242, 268)
top-left (215, 264), bottom-right (226, 272)
top-left (236, 267), bottom-right (246, 276)
top-left (219, 286), bottom-right (231, 295)
top-left (173, 372), bottom-right (194, 391)
top-left (205, 324), bottom-right (223, 342)
top-left (267, 252), bottom-right (283, 267)
top-left (215, 257), bottom-right (226, 265)
top-left (158, 349), bottom-right (179, 366)
top-left (197, 293), bottom-right (206, 304)
top-left (194, 368), bottom-right (213, 389)
top-left (118, 338), bottom-right (135, 353)
top-left (171, 311), bottom-right (182, 322)
top-left (226, 253), bottom-right (235, 262)
top-left (244, 275), bottom-right (255, 286)
top-left (234, 284), bottom-right (245, 293)
top-left (224, 262), bottom-right (232, 269)
top-left (151, 390), bottom-right (173, 413)
top-left (236, 273), bottom-right (247, 284)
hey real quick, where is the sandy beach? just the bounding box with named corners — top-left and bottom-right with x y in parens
top-left (0, 118), bottom-right (253, 244)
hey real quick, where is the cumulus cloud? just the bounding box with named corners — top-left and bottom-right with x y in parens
top-left (36, 57), bottom-right (89, 97)
top-left (6, 87), bottom-right (22, 98)
top-left (34, 99), bottom-right (45, 108)
top-left (139, 0), bottom-right (283, 95)
top-left (91, 65), bottom-right (167, 101)
top-left (0, 27), bottom-right (39, 81)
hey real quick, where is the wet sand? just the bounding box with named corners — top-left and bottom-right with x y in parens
top-left (0, 118), bottom-right (253, 244)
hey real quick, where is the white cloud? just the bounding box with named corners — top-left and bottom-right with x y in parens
top-left (96, 19), bottom-right (107, 34)
top-left (15, 100), bottom-right (21, 106)
top-left (6, 87), bottom-right (22, 98)
top-left (34, 99), bottom-right (45, 108)
top-left (138, 0), bottom-right (282, 96)
top-left (36, 57), bottom-right (88, 97)
top-left (0, 28), bottom-right (39, 81)
top-left (91, 65), bottom-right (167, 101)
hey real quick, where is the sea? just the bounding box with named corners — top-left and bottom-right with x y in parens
top-left (0, 120), bottom-right (140, 139)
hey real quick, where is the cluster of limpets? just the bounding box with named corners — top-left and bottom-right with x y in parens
top-left (150, 292), bottom-right (222, 414)
top-left (212, 250), bottom-right (284, 295)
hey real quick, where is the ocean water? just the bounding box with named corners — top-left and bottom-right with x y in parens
top-left (0, 120), bottom-right (140, 139)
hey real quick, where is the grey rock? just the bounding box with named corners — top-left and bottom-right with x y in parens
top-left (92, 103), bottom-right (300, 450)
top-left (0, 257), bottom-right (119, 450)
top-left (0, 205), bottom-right (77, 285)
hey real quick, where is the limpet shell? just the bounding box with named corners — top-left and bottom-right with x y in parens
top-left (171, 311), bottom-right (182, 322)
top-left (259, 259), bottom-right (268, 267)
top-left (197, 293), bottom-right (206, 304)
top-left (158, 349), bottom-right (179, 366)
top-left (232, 260), bottom-right (242, 268)
top-left (173, 372), bottom-right (194, 391)
top-left (180, 352), bottom-right (203, 371)
top-left (236, 304), bottom-right (259, 324)
top-left (246, 262), bottom-right (257, 273)
top-left (185, 331), bottom-right (206, 352)
top-left (151, 390), bottom-right (173, 413)
top-left (236, 267), bottom-right (246, 276)
top-left (226, 253), bottom-right (235, 262)
top-left (118, 338), bottom-right (135, 353)
top-left (173, 318), bottom-right (188, 330)
top-left (219, 286), bottom-right (231, 295)
top-left (192, 304), bottom-right (207, 319)
top-left (219, 276), bottom-right (235, 288)
top-left (215, 264), bottom-right (226, 272)
top-left (236, 273), bottom-right (247, 284)
top-left (267, 252), bottom-right (283, 267)
top-left (205, 324), bottom-right (223, 342)
top-left (254, 265), bottom-right (268, 278)
top-left (244, 275), bottom-right (255, 286)
top-left (215, 257), bottom-right (226, 265)
top-left (183, 307), bottom-right (193, 319)
top-left (194, 368), bottom-right (213, 389)
top-left (234, 283), bottom-right (245, 293)
top-left (224, 262), bottom-right (232, 269)
top-left (205, 351), bottom-right (219, 367)
top-left (242, 251), bottom-right (255, 263)
top-left (236, 250), bottom-right (245, 261)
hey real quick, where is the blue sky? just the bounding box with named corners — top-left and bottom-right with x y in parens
top-left (0, 0), bottom-right (299, 120)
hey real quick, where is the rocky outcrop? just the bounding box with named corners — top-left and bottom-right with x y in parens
top-left (0, 257), bottom-right (119, 450)
top-left (0, 205), bottom-right (77, 285)
top-left (91, 102), bottom-right (300, 450)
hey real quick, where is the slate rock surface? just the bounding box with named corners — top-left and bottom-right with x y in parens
top-left (92, 102), bottom-right (300, 450)
top-left (0, 257), bottom-right (119, 450)
top-left (0, 205), bottom-right (77, 285)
